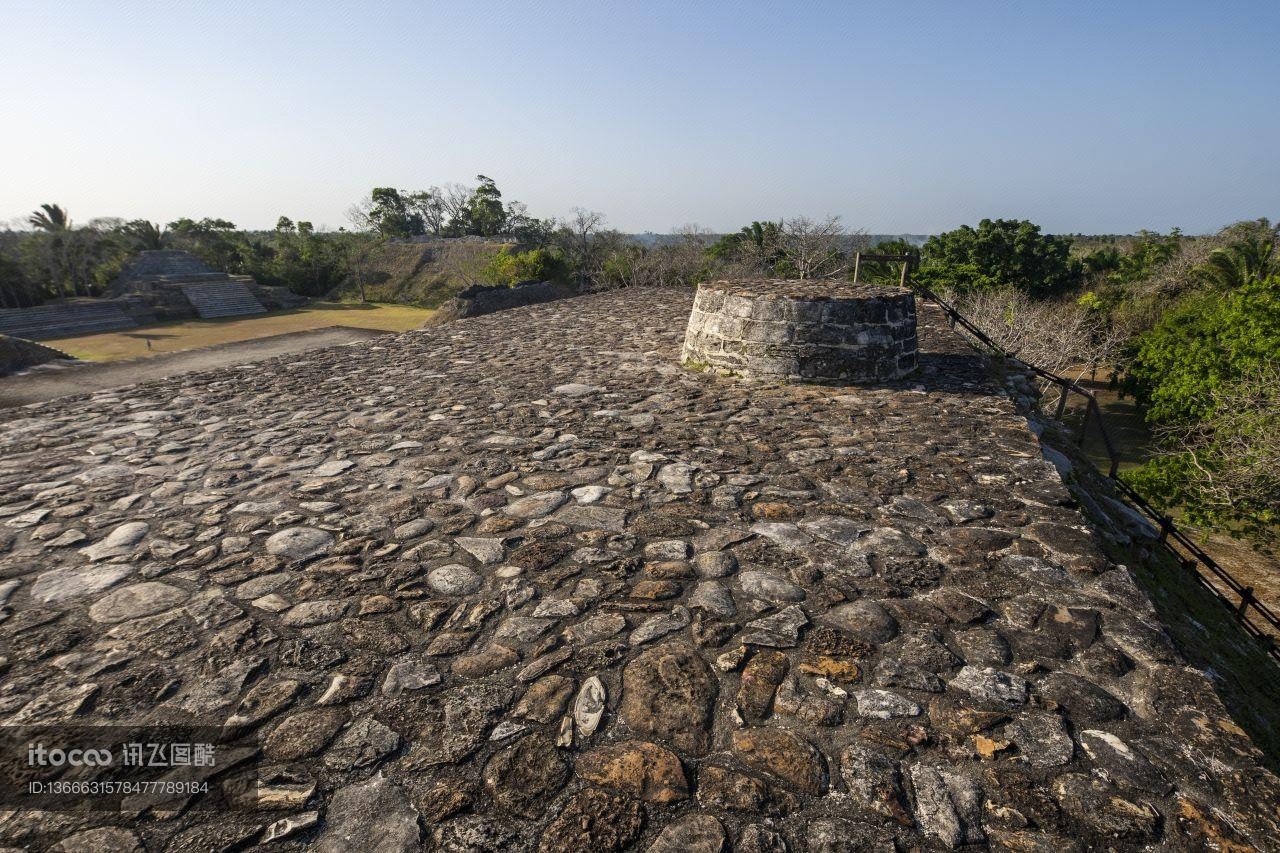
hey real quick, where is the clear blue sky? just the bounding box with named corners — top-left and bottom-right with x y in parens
top-left (3, 1), bottom-right (1276, 234)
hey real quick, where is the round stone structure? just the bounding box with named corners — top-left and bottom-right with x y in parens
top-left (681, 279), bottom-right (918, 382)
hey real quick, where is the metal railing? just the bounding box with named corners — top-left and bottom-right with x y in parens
top-left (854, 252), bottom-right (1280, 661)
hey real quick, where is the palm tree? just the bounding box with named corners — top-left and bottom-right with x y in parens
top-left (123, 219), bottom-right (165, 250)
top-left (1200, 233), bottom-right (1277, 289)
top-left (28, 203), bottom-right (70, 232)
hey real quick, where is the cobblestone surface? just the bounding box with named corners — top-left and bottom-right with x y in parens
top-left (0, 287), bottom-right (1276, 851)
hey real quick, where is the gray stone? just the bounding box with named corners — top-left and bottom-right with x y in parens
top-left (428, 564), bottom-right (482, 595)
top-left (749, 521), bottom-right (813, 550)
top-left (646, 813), bottom-right (726, 853)
top-left (316, 773), bottom-right (419, 853)
top-left (282, 599), bottom-right (345, 627)
top-left (742, 604), bottom-right (809, 647)
top-left (382, 658), bottom-right (442, 695)
top-left (265, 526), bottom-right (334, 560)
top-left (631, 606), bottom-right (691, 645)
top-left (455, 537), bottom-right (505, 564)
top-left (504, 490), bottom-right (569, 518)
top-left (820, 600), bottom-right (898, 645)
top-left (738, 570), bottom-right (806, 602)
top-left (950, 666), bottom-right (1028, 707)
top-left (88, 581), bottom-right (188, 623)
top-left (32, 563), bottom-right (133, 603)
top-left (693, 551), bottom-right (738, 578)
top-left (689, 581), bottom-right (736, 617)
top-left (79, 521), bottom-right (149, 561)
top-left (854, 688), bottom-right (921, 719)
top-left (324, 715), bottom-right (400, 770)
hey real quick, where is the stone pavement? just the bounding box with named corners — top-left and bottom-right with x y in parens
top-left (0, 288), bottom-right (1275, 851)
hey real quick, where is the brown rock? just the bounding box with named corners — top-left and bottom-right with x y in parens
top-left (695, 765), bottom-right (796, 815)
top-left (577, 740), bottom-right (689, 803)
top-left (752, 502), bottom-right (798, 520)
top-left (482, 734), bottom-right (570, 818)
top-left (645, 813), bottom-right (726, 853)
top-left (797, 656), bottom-right (860, 682)
top-left (619, 643), bottom-right (717, 755)
top-left (738, 649), bottom-right (789, 723)
top-left (538, 787), bottom-right (646, 853)
top-left (631, 579), bottom-right (683, 600)
top-left (415, 777), bottom-right (478, 823)
top-left (731, 727), bottom-right (826, 795)
top-left (646, 560), bottom-right (694, 579)
top-left (263, 708), bottom-right (347, 760)
top-left (515, 674), bottom-right (576, 724)
top-left (452, 643), bottom-right (520, 678)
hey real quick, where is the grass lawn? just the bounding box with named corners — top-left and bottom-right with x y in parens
top-left (45, 302), bottom-right (435, 362)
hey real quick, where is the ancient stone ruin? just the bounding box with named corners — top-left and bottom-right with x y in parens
top-left (0, 288), bottom-right (1276, 850)
top-left (682, 279), bottom-right (918, 382)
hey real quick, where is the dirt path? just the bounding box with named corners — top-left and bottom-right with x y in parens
top-left (0, 326), bottom-right (391, 411)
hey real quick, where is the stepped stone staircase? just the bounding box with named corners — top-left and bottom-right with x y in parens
top-left (0, 301), bottom-right (139, 340)
top-left (178, 280), bottom-right (267, 319)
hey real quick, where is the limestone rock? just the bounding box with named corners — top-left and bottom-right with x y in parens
top-left (576, 740), bottom-right (689, 802)
top-left (620, 643), bottom-right (717, 754)
top-left (732, 727), bottom-right (826, 794)
top-left (316, 773), bottom-right (419, 853)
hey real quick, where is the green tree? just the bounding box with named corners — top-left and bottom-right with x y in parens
top-left (468, 175), bottom-right (506, 237)
top-left (480, 246), bottom-right (566, 286)
top-left (1127, 275), bottom-right (1280, 426)
top-left (917, 218), bottom-right (1082, 296)
top-left (367, 188), bottom-right (424, 238)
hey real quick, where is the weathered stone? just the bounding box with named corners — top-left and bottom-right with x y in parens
top-left (732, 727), bottom-right (826, 794)
top-left (577, 740), bottom-right (689, 802)
top-left (645, 813), bottom-right (725, 853)
top-left (738, 649), bottom-right (789, 722)
top-left (1052, 773), bottom-right (1161, 841)
top-left (265, 526), bottom-right (334, 560)
top-left (413, 684), bottom-right (510, 766)
top-left (324, 715), bottom-right (400, 770)
top-left (515, 674), bottom-right (575, 724)
top-left (741, 604), bottom-right (808, 647)
top-left (483, 733), bottom-right (570, 818)
top-left (620, 643), bottom-right (717, 754)
top-left (428, 563), bottom-right (483, 595)
top-left (538, 787), bottom-right (645, 853)
top-left (505, 490), bottom-right (570, 518)
top-left (738, 570), bottom-right (806, 602)
top-left (88, 581), bottom-right (188, 623)
top-left (265, 708), bottom-right (348, 760)
top-left (1037, 671), bottom-right (1127, 723)
top-left (950, 666), bottom-right (1027, 707)
top-left (692, 551), bottom-right (738, 578)
top-left (1008, 712), bottom-right (1074, 767)
top-left (382, 658), bottom-right (442, 695)
top-left (79, 521), bottom-right (149, 561)
top-left (32, 563), bottom-right (133, 603)
top-left (854, 688), bottom-right (921, 719)
top-left (316, 773), bottom-right (419, 853)
top-left (630, 606), bottom-right (690, 645)
top-left (840, 744), bottom-right (912, 824)
top-left (1078, 730), bottom-right (1172, 794)
top-left (820, 600), bottom-right (898, 645)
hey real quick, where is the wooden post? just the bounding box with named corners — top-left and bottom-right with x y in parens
top-left (899, 258), bottom-right (909, 288)
top-left (852, 253), bottom-right (861, 284)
